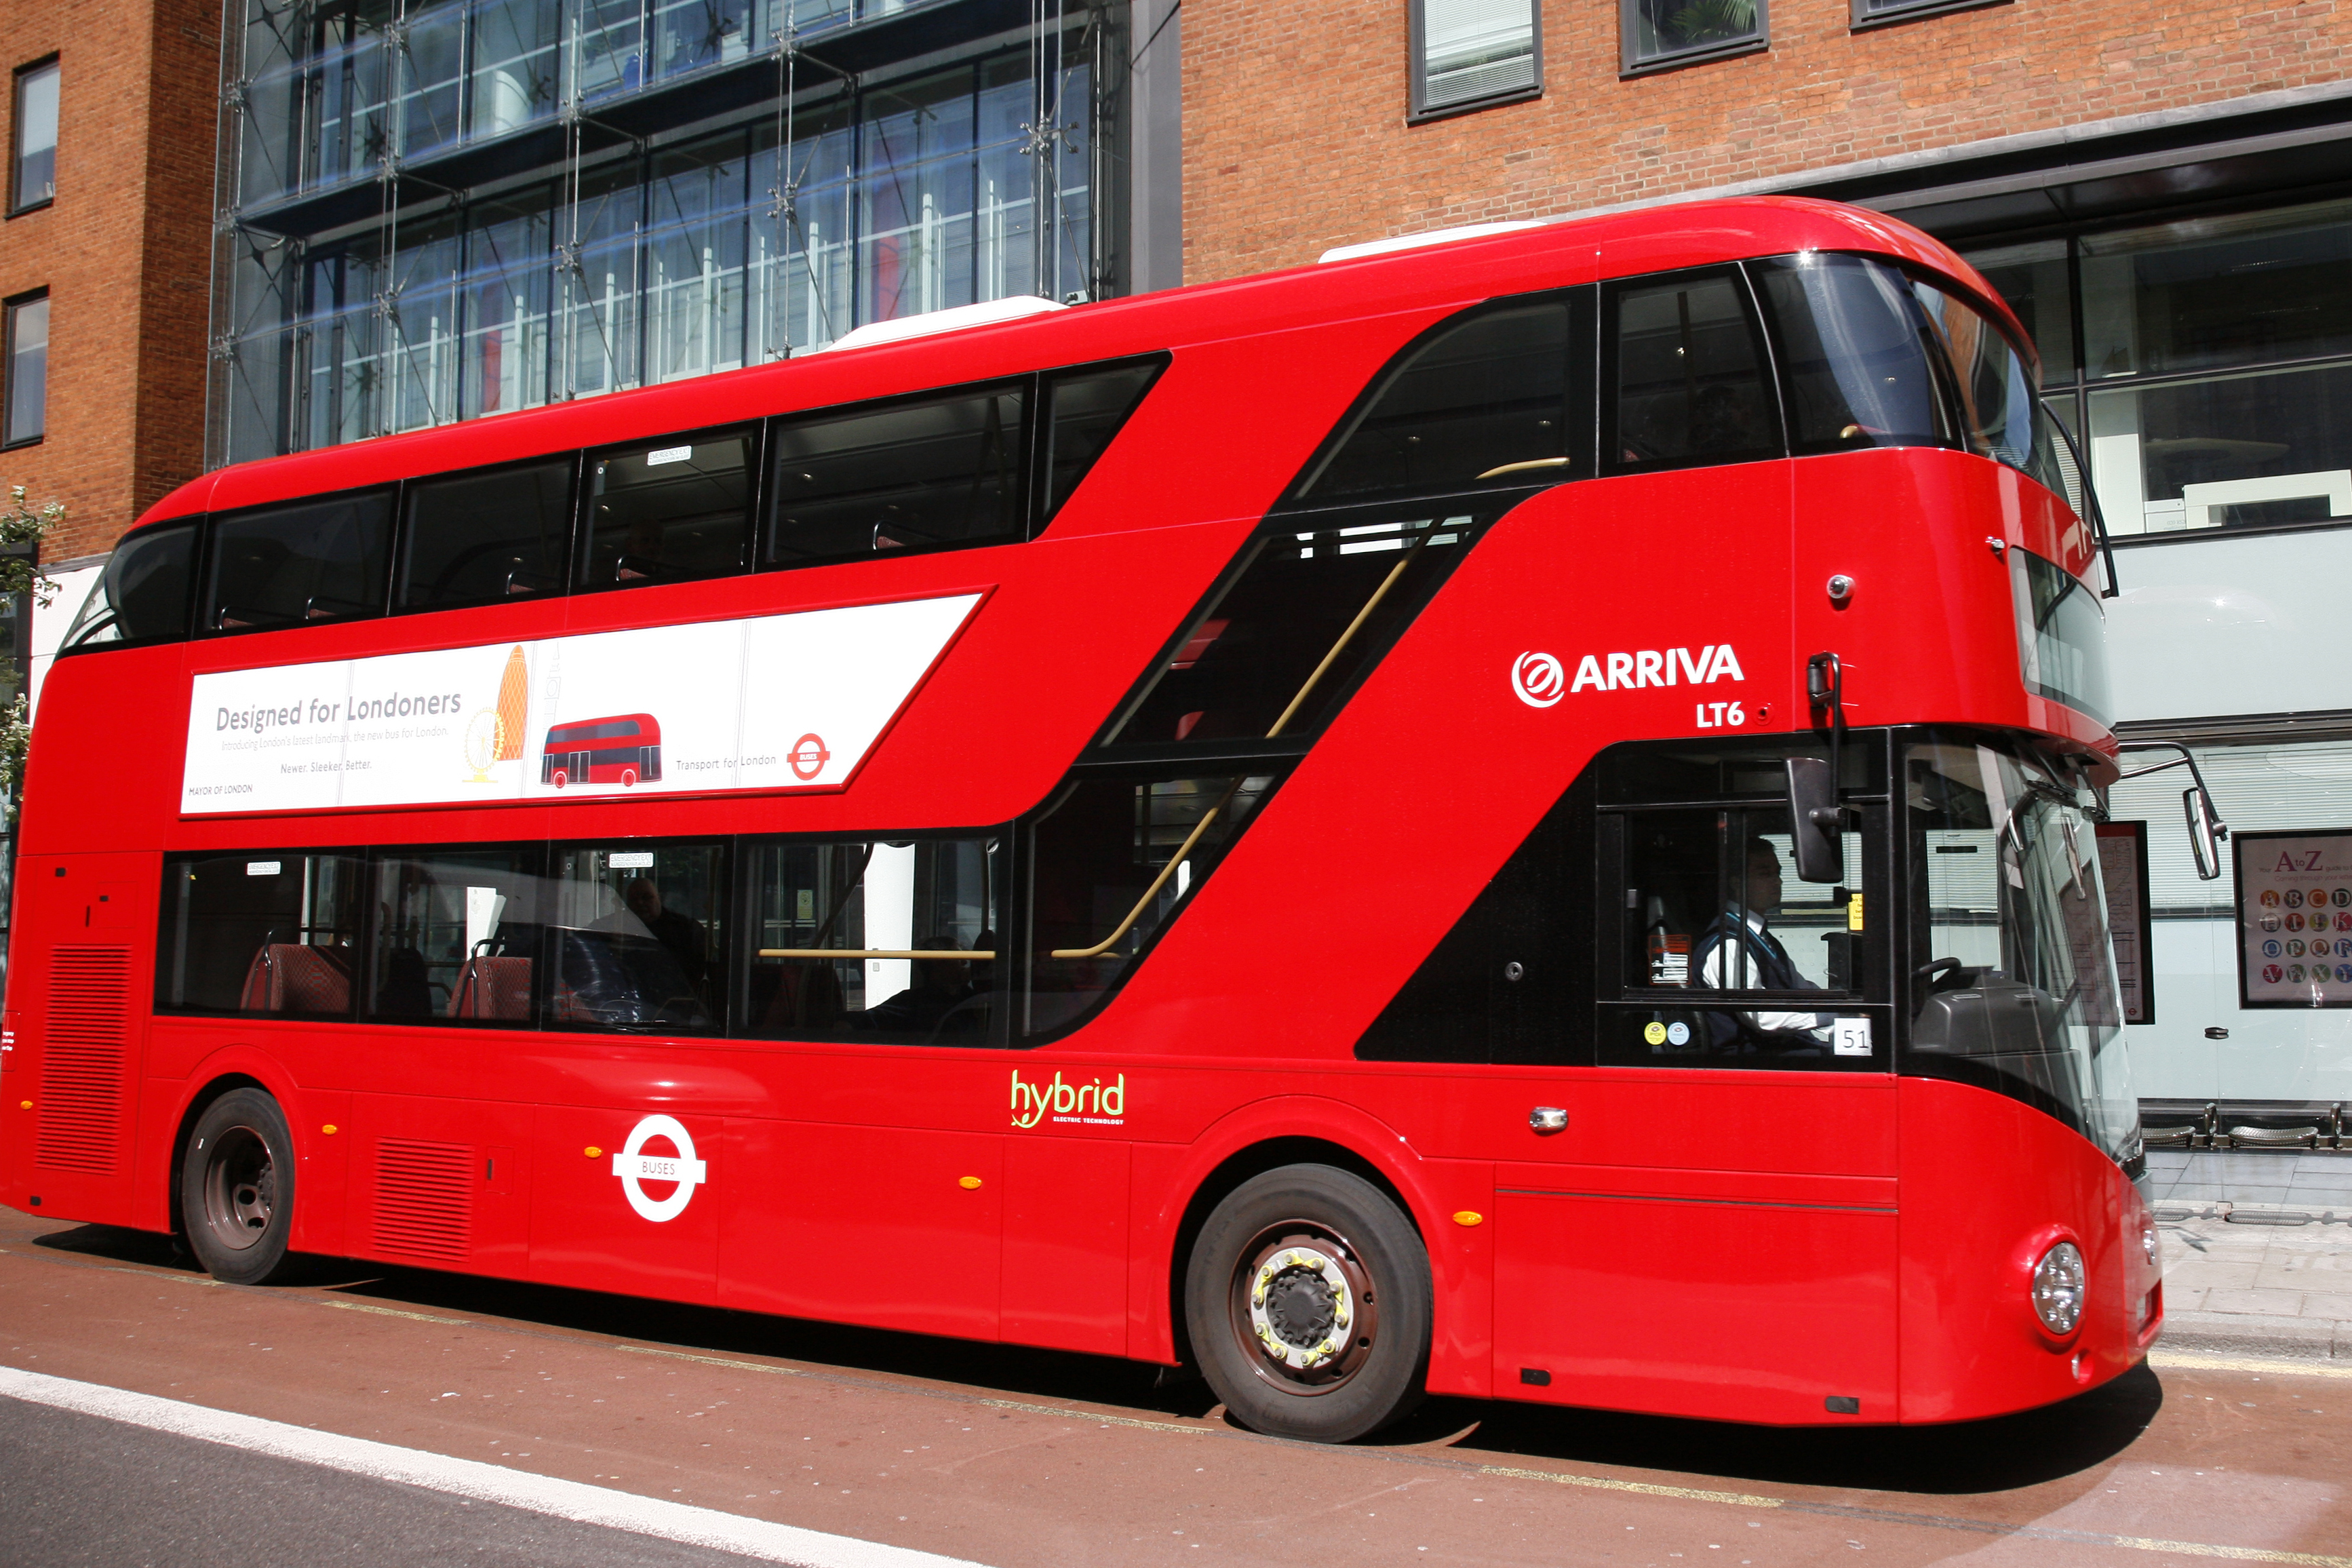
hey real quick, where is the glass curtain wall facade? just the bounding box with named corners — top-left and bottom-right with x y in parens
top-left (1965, 198), bottom-right (2352, 1119)
top-left (210, 0), bottom-right (1114, 465)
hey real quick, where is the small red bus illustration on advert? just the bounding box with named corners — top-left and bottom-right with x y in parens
top-left (542, 713), bottom-right (663, 789)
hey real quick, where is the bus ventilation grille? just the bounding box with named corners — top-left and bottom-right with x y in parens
top-left (372, 1139), bottom-right (475, 1265)
top-left (35, 947), bottom-right (131, 1175)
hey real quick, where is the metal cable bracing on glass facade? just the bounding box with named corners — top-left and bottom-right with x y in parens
top-left (205, 0), bottom-right (1120, 467)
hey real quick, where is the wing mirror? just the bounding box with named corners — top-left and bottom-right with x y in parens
top-left (1785, 756), bottom-right (1844, 883)
top-left (2184, 785), bottom-right (2227, 881)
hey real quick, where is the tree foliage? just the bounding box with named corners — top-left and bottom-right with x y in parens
top-left (0, 484), bottom-right (62, 823)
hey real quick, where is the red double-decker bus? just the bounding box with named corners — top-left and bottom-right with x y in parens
top-left (4, 197), bottom-right (2180, 1443)
top-left (543, 713), bottom-right (664, 789)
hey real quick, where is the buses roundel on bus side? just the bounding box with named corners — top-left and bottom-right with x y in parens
top-left (2, 196), bottom-right (2163, 1443)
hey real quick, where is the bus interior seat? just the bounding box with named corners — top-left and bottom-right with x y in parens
top-left (450, 955), bottom-right (532, 1020)
top-left (238, 942), bottom-right (353, 1013)
top-left (760, 959), bottom-right (847, 1032)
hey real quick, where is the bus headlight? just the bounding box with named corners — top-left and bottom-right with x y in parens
top-left (2032, 1241), bottom-right (2086, 1335)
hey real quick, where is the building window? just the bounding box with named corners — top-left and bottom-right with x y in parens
top-left (1411, 0), bottom-right (1540, 120)
top-left (3, 292), bottom-right (45, 447)
top-left (1850, 0), bottom-right (2007, 29)
top-left (1967, 195), bottom-right (2352, 542)
top-left (10, 58), bottom-right (57, 213)
top-left (1622, 0), bottom-right (1767, 74)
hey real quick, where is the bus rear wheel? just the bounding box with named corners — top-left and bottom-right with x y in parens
top-left (1184, 1164), bottom-right (1430, 1443)
top-left (180, 1089), bottom-right (299, 1286)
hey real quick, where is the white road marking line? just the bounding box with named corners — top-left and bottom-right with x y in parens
top-left (0, 1367), bottom-right (992, 1568)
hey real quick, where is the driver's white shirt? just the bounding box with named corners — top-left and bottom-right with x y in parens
top-left (1698, 908), bottom-right (1835, 1038)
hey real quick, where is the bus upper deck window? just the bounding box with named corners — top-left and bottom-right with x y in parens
top-left (765, 383), bottom-right (1028, 566)
top-left (400, 456), bottom-right (574, 610)
top-left (1603, 269), bottom-right (1780, 473)
top-left (1910, 281), bottom-right (2070, 498)
top-left (1299, 294), bottom-right (1585, 503)
top-left (61, 520), bottom-right (195, 649)
top-left (583, 429), bottom-right (754, 589)
top-left (1751, 254), bottom-right (1954, 456)
top-left (1041, 357), bottom-right (1167, 521)
top-left (206, 492), bottom-right (393, 632)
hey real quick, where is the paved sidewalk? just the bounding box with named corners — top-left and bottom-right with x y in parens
top-left (2144, 1149), bottom-right (2352, 1360)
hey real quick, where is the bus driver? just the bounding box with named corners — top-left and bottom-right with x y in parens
top-left (1691, 836), bottom-right (1835, 1053)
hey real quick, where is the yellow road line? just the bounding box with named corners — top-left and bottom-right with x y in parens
top-left (974, 1396), bottom-right (1210, 1434)
top-left (2110, 1541), bottom-right (2352, 1567)
top-left (324, 1300), bottom-right (470, 1327)
top-left (1478, 1463), bottom-right (1785, 1508)
top-left (2151, 1350), bottom-right (2352, 1380)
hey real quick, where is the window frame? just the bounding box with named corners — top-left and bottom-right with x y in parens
top-left (9, 56), bottom-right (58, 217)
top-left (758, 374), bottom-right (1037, 573)
top-left (358, 839), bottom-right (550, 1030)
top-left (197, 482), bottom-right (399, 638)
top-left (3, 288), bottom-right (47, 450)
top-left (155, 846), bottom-right (371, 1020)
top-left (1407, 0), bottom-right (1543, 123)
top-left (736, 827), bottom-right (1012, 1048)
top-left (1285, 285), bottom-right (1597, 509)
top-left (1620, 0), bottom-right (1769, 76)
top-left (574, 420), bottom-right (764, 597)
top-left (1592, 732), bottom-right (1896, 1073)
top-left (1600, 263), bottom-right (1787, 477)
top-left (55, 516), bottom-right (201, 654)
top-left (394, 451), bottom-right (583, 615)
top-left (1849, 0), bottom-right (2007, 31)
top-left (542, 833), bottom-right (733, 1037)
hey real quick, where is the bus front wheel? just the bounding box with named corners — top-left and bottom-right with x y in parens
top-left (1184, 1163), bottom-right (1430, 1443)
top-left (180, 1089), bottom-right (299, 1286)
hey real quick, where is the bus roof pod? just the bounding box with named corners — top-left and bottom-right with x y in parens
top-left (819, 294), bottom-right (1069, 353)
top-left (1317, 220), bottom-right (1546, 264)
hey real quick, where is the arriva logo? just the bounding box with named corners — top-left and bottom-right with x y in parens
top-left (1510, 652), bottom-right (1566, 708)
top-left (1011, 1069), bottom-right (1126, 1129)
top-left (612, 1114), bottom-right (707, 1222)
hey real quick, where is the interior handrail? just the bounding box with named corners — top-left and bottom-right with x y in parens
top-left (759, 947), bottom-right (995, 960)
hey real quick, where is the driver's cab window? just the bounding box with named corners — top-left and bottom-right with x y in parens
top-left (1599, 739), bottom-right (1885, 1070)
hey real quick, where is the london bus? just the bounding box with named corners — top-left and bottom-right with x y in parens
top-left (543, 713), bottom-right (665, 790)
top-left (3, 197), bottom-right (2179, 1443)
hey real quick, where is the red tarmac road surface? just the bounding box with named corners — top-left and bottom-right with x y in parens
top-left (1, 1206), bottom-right (2347, 1568)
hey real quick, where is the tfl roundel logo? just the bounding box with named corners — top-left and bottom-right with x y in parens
top-left (1512, 652), bottom-right (1566, 708)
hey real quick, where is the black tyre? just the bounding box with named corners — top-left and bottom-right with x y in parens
top-left (180, 1089), bottom-right (298, 1285)
top-left (1183, 1164), bottom-right (1431, 1442)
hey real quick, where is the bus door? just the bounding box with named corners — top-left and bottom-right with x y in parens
top-left (1492, 738), bottom-right (1900, 1425)
top-left (526, 842), bottom-right (733, 1304)
top-left (5, 852), bottom-right (152, 1221)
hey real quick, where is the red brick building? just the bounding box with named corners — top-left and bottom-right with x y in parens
top-left (0, 0), bottom-right (218, 563)
top-left (1181, 0), bottom-right (2352, 277)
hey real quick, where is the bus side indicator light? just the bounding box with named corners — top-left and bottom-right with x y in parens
top-left (321, 1124), bottom-right (337, 1135)
top-left (1452, 1211), bottom-right (1483, 1227)
top-left (18, 1101), bottom-right (30, 1110)
top-left (585, 1146), bottom-right (602, 1158)
top-left (959, 1176), bottom-right (983, 1190)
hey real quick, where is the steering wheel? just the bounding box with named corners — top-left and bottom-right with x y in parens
top-left (1915, 956), bottom-right (1969, 993)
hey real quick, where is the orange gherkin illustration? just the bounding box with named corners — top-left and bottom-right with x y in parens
top-left (495, 646), bottom-right (528, 761)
